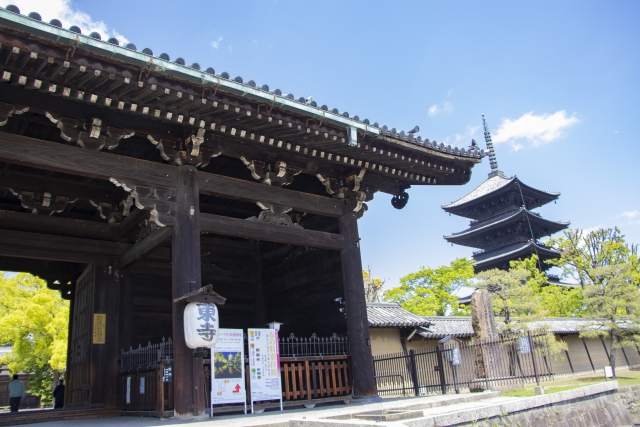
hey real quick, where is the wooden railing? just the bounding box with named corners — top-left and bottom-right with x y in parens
top-left (280, 356), bottom-right (351, 404)
top-left (120, 355), bottom-right (350, 415)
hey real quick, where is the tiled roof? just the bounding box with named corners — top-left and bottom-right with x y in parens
top-left (418, 317), bottom-right (475, 339)
top-left (0, 5), bottom-right (483, 160)
top-left (474, 241), bottom-right (561, 266)
top-left (366, 303), bottom-right (431, 328)
top-left (442, 173), bottom-right (513, 208)
top-left (415, 317), bottom-right (637, 339)
top-left (444, 207), bottom-right (569, 241)
top-left (442, 174), bottom-right (560, 209)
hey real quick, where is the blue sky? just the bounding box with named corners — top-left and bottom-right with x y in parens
top-left (11, 0), bottom-right (640, 292)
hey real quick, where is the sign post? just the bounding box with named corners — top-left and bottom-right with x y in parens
top-left (248, 328), bottom-right (282, 413)
top-left (211, 329), bottom-right (246, 415)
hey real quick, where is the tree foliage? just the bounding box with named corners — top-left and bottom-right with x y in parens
top-left (474, 267), bottom-right (542, 328)
top-left (384, 258), bottom-right (475, 316)
top-left (548, 228), bottom-right (640, 376)
top-left (511, 255), bottom-right (584, 318)
top-left (363, 267), bottom-right (385, 303)
top-left (0, 273), bottom-right (69, 403)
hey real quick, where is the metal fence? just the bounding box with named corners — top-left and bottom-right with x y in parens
top-left (279, 333), bottom-right (349, 357)
top-left (121, 333), bottom-right (349, 371)
top-left (374, 330), bottom-right (553, 396)
top-left (120, 337), bottom-right (173, 371)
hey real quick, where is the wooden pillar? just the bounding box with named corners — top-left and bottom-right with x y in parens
top-left (337, 211), bottom-right (377, 397)
top-left (118, 269), bottom-right (132, 353)
top-left (252, 241), bottom-right (266, 326)
top-left (171, 165), bottom-right (203, 416)
top-left (91, 264), bottom-right (120, 408)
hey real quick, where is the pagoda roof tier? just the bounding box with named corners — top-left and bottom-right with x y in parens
top-left (442, 172), bottom-right (560, 220)
top-left (444, 207), bottom-right (569, 248)
top-left (472, 241), bottom-right (561, 272)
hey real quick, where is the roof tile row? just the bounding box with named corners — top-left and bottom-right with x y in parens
top-left (1, 4), bottom-right (483, 159)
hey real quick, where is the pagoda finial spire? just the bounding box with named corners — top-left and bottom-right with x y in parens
top-left (482, 114), bottom-right (500, 176)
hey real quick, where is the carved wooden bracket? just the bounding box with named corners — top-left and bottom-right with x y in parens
top-left (110, 178), bottom-right (176, 227)
top-left (89, 195), bottom-right (134, 223)
top-left (10, 189), bottom-right (74, 215)
top-left (316, 169), bottom-right (373, 205)
top-left (247, 202), bottom-right (301, 228)
top-left (0, 102), bottom-right (28, 126)
top-left (147, 130), bottom-right (221, 167)
top-left (46, 113), bottom-right (134, 150)
top-left (241, 157), bottom-right (299, 186)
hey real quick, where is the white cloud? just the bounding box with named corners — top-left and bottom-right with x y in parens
top-left (614, 130), bottom-right (619, 133)
top-left (11, 0), bottom-right (129, 43)
top-left (211, 37), bottom-right (223, 49)
top-left (620, 210), bottom-right (640, 219)
top-left (492, 110), bottom-right (579, 151)
top-left (428, 101), bottom-right (452, 117)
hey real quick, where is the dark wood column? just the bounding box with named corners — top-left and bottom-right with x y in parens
top-left (171, 165), bottom-right (203, 416)
top-left (252, 241), bottom-right (267, 326)
top-left (337, 211), bottom-right (377, 397)
top-left (91, 264), bottom-right (120, 408)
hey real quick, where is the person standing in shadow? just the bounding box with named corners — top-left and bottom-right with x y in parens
top-left (52, 379), bottom-right (65, 409)
top-left (8, 374), bottom-right (25, 412)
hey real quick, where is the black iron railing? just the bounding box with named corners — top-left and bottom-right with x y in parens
top-left (374, 329), bottom-right (553, 396)
top-left (121, 333), bottom-right (349, 371)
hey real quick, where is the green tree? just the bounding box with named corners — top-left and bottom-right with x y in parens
top-left (384, 258), bottom-right (475, 316)
top-left (548, 228), bottom-right (640, 377)
top-left (0, 273), bottom-right (69, 404)
top-left (474, 267), bottom-right (542, 329)
top-left (363, 267), bottom-right (385, 303)
top-left (510, 255), bottom-right (584, 317)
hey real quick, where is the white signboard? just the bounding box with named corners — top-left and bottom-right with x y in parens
top-left (248, 328), bottom-right (282, 413)
top-left (518, 336), bottom-right (532, 354)
top-left (604, 365), bottom-right (614, 378)
top-left (211, 329), bottom-right (246, 414)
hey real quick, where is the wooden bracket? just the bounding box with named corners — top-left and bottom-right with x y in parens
top-left (241, 157), bottom-right (299, 186)
top-left (0, 102), bottom-right (28, 126)
top-left (147, 132), bottom-right (221, 167)
top-left (47, 113), bottom-right (134, 150)
top-left (10, 189), bottom-right (74, 215)
top-left (110, 178), bottom-right (176, 227)
top-left (248, 203), bottom-right (301, 228)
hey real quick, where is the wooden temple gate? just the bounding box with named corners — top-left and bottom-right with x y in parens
top-left (0, 7), bottom-right (481, 416)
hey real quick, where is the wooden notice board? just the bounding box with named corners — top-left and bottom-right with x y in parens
top-left (93, 313), bottom-right (106, 344)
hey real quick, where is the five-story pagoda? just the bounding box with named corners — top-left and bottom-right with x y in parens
top-left (443, 115), bottom-right (569, 272)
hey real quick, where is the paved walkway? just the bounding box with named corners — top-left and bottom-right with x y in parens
top-left (16, 392), bottom-right (502, 427)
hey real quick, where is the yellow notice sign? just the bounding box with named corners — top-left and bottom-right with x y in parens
top-left (93, 313), bottom-right (106, 344)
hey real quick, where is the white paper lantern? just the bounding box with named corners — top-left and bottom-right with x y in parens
top-left (183, 302), bottom-right (219, 349)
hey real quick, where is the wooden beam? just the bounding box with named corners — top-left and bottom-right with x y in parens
top-left (0, 132), bottom-right (176, 188)
top-left (0, 133), bottom-right (344, 217)
top-left (180, 212), bottom-right (345, 251)
top-left (198, 171), bottom-right (343, 217)
top-left (115, 208), bottom-right (149, 240)
top-left (0, 209), bottom-right (116, 240)
top-left (0, 228), bottom-right (168, 264)
top-left (118, 226), bottom-right (173, 269)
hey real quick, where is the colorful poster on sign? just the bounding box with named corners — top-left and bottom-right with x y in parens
top-left (248, 328), bottom-right (282, 413)
top-left (211, 329), bottom-right (246, 414)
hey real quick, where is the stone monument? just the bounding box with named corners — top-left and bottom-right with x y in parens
top-left (471, 289), bottom-right (500, 390)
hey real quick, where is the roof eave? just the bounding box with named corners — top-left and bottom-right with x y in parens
top-left (0, 10), bottom-right (379, 135)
